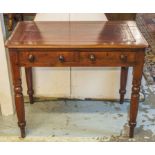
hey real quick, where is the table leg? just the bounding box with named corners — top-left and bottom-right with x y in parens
top-left (8, 13), bottom-right (14, 31)
top-left (119, 67), bottom-right (128, 104)
top-left (129, 53), bottom-right (144, 138)
top-left (25, 67), bottom-right (34, 104)
top-left (9, 51), bottom-right (26, 138)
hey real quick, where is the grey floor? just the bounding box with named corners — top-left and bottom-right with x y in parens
top-left (0, 80), bottom-right (155, 141)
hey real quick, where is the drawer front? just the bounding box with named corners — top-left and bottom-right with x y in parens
top-left (19, 50), bottom-right (136, 67)
top-left (19, 51), bottom-right (80, 66)
top-left (79, 51), bottom-right (136, 66)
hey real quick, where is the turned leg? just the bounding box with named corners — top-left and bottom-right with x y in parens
top-left (25, 67), bottom-right (34, 104)
top-left (9, 51), bottom-right (26, 138)
top-left (129, 53), bottom-right (144, 138)
top-left (119, 67), bottom-right (129, 104)
top-left (8, 13), bottom-right (14, 31)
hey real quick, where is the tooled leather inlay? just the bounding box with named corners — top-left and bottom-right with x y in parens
top-left (98, 24), bottom-right (136, 43)
top-left (8, 22), bottom-right (136, 46)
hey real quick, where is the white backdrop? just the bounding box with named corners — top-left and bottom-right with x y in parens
top-left (0, 14), bottom-right (14, 116)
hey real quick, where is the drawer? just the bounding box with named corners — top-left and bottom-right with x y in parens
top-left (19, 50), bottom-right (136, 67)
top-left (79, 51), bottom-right (136, 65)
top-left (19, 51), bottom-right (80, 66)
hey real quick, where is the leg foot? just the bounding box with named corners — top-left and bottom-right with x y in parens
top-left (18, 122), bottom-right (26, 138)
top-left (129, 122), bottom-right (136, 138)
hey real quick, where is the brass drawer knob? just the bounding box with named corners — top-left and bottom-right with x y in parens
top-left (120, 54), bottom-right (127, 62)
top-left (28, 54), bottom-right (35, 62)
top-left (89, 54), bottom-right (96, 61)
top-left (59, 55), bottom-right (65, 62)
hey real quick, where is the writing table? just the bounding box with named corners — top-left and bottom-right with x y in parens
top-left (5, 21), bottom-right (148, 138)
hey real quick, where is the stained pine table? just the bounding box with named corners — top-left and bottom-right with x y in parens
top-left (5, 21), bottom-right (148, 138)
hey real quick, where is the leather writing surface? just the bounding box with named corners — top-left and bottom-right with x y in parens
top-left (5, 21), bottom-right (148, 48)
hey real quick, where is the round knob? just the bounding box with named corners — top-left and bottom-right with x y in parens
top-left (28, 54), bottom-right (35, 62)
top-left (120, 54), bottom-right (127, 62)
top-left (89, 54), bottom-right (96, 61)
top-left (59, 55), bottom-right (64, 62)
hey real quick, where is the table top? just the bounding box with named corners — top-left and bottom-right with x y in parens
top-left (5, 21), bottom-right (148, 49)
